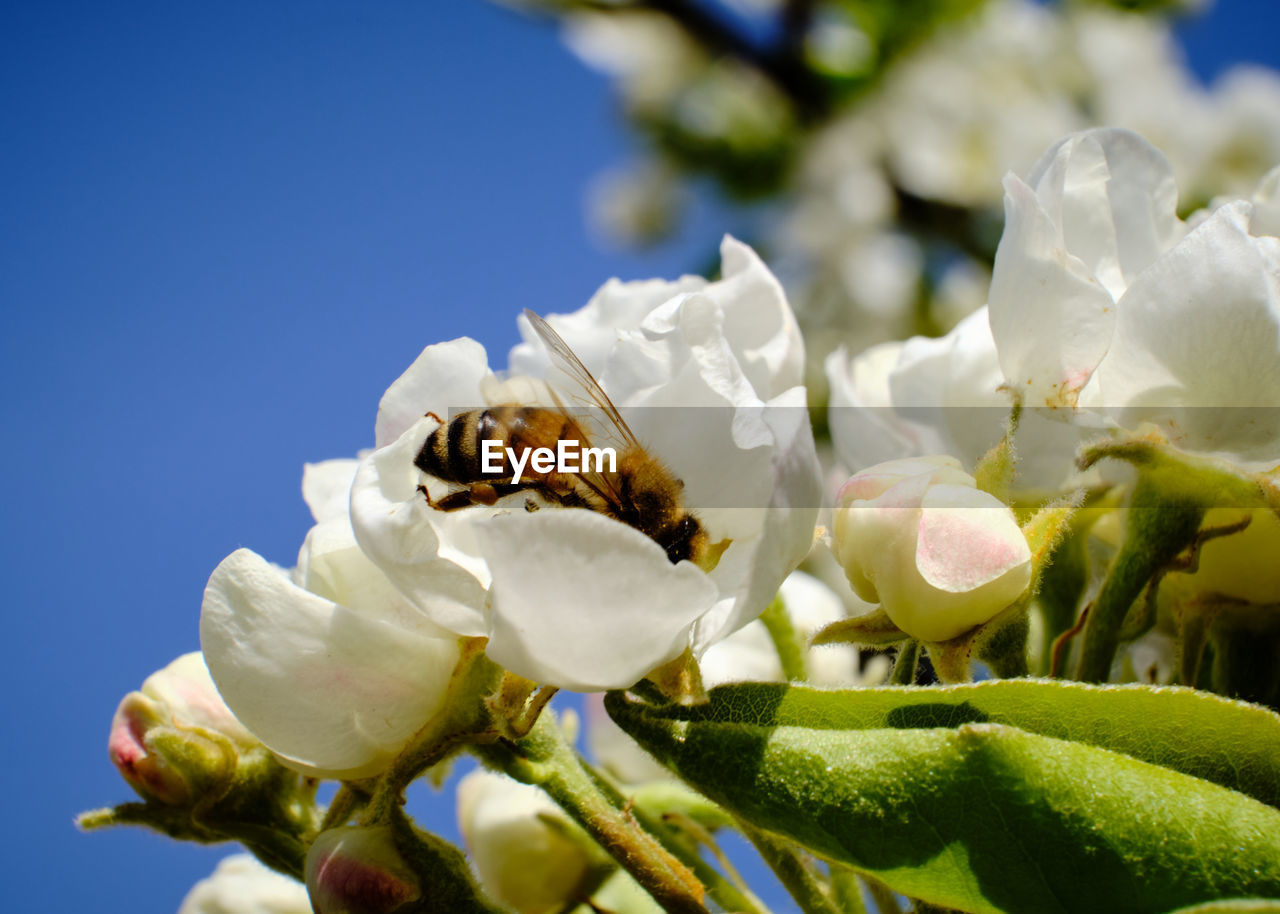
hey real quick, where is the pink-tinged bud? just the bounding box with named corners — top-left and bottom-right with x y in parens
top-left (833, 456), bottom-right (1032, 642)
top-left (306, 826), bottom-right (422, 914)
top-left (108, 652), bottom-right (256, 805)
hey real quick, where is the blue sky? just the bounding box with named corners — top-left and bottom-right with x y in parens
top-left (2, 2), bottom-right (1278, 911)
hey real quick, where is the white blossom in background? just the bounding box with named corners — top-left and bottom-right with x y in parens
top-left (989, 127), bottom-right (1280, 465)
top-left (178, 855), bottom-right (310, 914)
top-left (563, 11), bottom-right (703, 112)
top-left (832, 456), bottom-right (1032, 643)
top-left (876, 0), bottom-right (1084, 208)
top-left (457, 770), bottom-right (602, 914)
top-left (587, 160), bottom-right (686, 247)
top-left (700, 569), bottom-right (869, 688)
top-left (200, 459), bottom-right (462, 779)
top-left (351, 238), bottom-right (822, 691)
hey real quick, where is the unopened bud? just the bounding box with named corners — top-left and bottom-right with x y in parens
top-left (457, 770), bottom-right (607, 914)
top-left (306, 825), bottom-right (422, 914)
top-left (108, 652), bottom-right (255, 805)
top-left (832, 456), bottom-right (1032, 642)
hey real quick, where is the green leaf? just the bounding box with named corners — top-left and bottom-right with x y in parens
top-left (609, 679), bottom-right (1280, 809)
top-left (608, 692), bottom-right (1280, 914)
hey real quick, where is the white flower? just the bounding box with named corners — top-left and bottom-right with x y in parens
top-left (832, 456), bottom-right (1032, 643)
top-left (876, 0), bottom-right (1083, 208)
top-left (825, 308), bottom-right (1081, 488)
top-left (200, 459), bottom-right (462, 779)
top-left (178, 855), bottom-right (310, 914)
top-left (456, 770), bottom-right (600, 914)
top-left (351, 238), bottom-right (822, 691)
top-left (989, 127), bottom-right (1280, 464)
top-left (108, 652), bottom-right (256, 805)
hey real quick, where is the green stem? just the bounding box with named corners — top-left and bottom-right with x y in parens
top-left (829, 867), bottom-right (869, 914)
top-left (319, 784), bottom-right (360, 832)
top-left (363, 640), bottom-right (502, 825)
top-left (476, 714), bottom-right (711, 914)
top-left (1075, 497), bottom-right (1203, 682)
top-left (760, 594), bottom-right (809, 681)
top-left (890, 641), bottom-right (919, 685)
top-left (864, 876), bottom-right (904, 914)
top-left (739, 820), bottom-right (841, 914)
top-left (629, 804), bottom-right (769, 914)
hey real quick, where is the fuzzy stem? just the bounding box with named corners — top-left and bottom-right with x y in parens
top-left (760, 593), bottom-right (809, 681)
top-left (1075, 497), bottom-right (1202, 682)
top-left (890, 641), bottom-right (919, 685)
top-left (739, 820), bottom-right (841, 914)
top-left (477, 713), bottom-right (711, 914)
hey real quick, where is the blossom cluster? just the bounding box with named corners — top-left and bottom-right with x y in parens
top-left (94, 121), bottom-right (1280, 913)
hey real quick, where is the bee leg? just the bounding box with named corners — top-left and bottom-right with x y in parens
top-left (470, 483), bottom-right (499, 506)
top-left (420, 484), bottom-right (477, 512)
top-left (423, 410), bottom-right (444, 424)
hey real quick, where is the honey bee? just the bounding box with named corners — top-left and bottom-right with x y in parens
top-left (414, 310), bottom-right (714, 566)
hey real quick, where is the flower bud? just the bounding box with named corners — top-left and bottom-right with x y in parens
top-left (179, 854), bottom-right (311, 914)
top-left (456, 770), bottom-right (606, 914)
top-left (832, 456), bottom-right (1032, 642)
top-left (306, 825), bottom-right (422, 914)
top-left (108, 652), bottom-right (256, 805)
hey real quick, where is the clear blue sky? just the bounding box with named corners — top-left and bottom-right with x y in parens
top-left (2, 2), bottom-right (1277, 911)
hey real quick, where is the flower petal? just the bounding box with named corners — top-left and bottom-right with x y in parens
top-left (374, 338), bottom-right (492, 448)
top-left (915, 484), bottom-right (1033, 592)
top-left (349, 418), bottom-right (490, 636)
top-left (301, 459), bottom-right (360, 525)
top-left (988, 172), bottom-right (1117, 408)
top-left (1088, 202), bottom-right (1280, 462)
top-left (479, 510), bottom-right (718, 691)
top-left (200, 548), bottom-right (460, 778)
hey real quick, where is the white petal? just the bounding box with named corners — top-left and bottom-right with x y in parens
top-left (509, 276), bottom-right (705, 380)
top-left (479, 511), bottom-right (718, 691)
top-left (200, 548), bottom-right (460, 778)
top-left (695, 385), bottom-right (822, 650)
top-left (301, 459), bottom-right (360, 525)
top-left (348, 419), bottom-right (490, 636)
top-left (296, 518), bottom-right (454, 639)
top-left (1088, 202), bottom-right (1280, 462)
top-left (988, 173), bottom-right (1118, 408)
top-left (827, 342), bottom-right (943, 471)
top-left (780, 570), bottom-right (862, 687)
top-left (702, 236), bottom-right (805, 397)
top-left (179, 855), bottom-right (310, 914)
top-left (915, 484), bottom-right (1032, 592)
top-left (1026, 129), bottom-right (1181, 298)
top-left (374, 338), bottom-right (492, 448)
top-left (699, 620), bottom-right (784, 688)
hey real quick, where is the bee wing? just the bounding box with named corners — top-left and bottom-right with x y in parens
top-left (523, 310), bottom-right (642, 511)
top-left (523, 310), bottom-right (641, 453)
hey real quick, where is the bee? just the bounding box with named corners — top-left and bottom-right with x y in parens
top-left (414, 310), bottom-right (714, 567)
